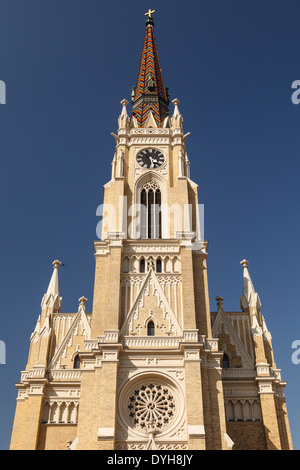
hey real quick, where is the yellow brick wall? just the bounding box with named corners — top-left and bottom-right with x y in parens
top-left (76, 368), bottom-right (102, 450)
top-left (226, 422), bottom-right (266, 450)
top-left (37, 424), bottom-right (77, 450)
top-left (259, 393), bottom-right (282, 449)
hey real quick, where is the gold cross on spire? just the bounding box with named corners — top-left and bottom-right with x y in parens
top-left (145, 9), bottom-right (155, 19)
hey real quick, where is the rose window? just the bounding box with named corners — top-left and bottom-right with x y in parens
top-left (127, 383), bottom-right (176, 431)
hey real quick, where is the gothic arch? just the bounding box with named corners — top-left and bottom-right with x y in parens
top-left (133, 172), bottom-right (168, 239)
top-left (224, 398), bottom-right (262, 422)
top-left (147, 320), bottom-right (155, 336)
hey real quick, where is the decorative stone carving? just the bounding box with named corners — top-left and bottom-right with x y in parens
top-left (256, 363), bottom-right (270, 376)
top-left (127, 383), bottom-right (176, 432)
top-left (184, 349), bottom-right (200, 362)
top-left (116, 371), bottom-right (187, 447)
top-left (41, 399), bottom-right (79, 424)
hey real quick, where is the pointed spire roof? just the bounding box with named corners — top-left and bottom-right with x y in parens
top-left (240, 259), bottom-right (261, 310)
top-left (131, 11), bottom-right (170, 127)
top-left (41, 260), bottom-right (62, 312)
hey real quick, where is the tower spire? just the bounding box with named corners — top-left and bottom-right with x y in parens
top-left (131, 10), bottom-right (170, 127)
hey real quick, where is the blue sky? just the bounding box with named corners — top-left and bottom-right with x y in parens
top-left (0, 0), bottom-right (300, 450)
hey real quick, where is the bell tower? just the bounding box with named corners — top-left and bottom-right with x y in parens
top-left (10, 10), bottom-right (292, 451)
top-left (82, 10), bottom-right (229, 451)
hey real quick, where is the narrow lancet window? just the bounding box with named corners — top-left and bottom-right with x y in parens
top-left (156, 258), bottom-right (162, 273)
top-left (140, 258), bottom-right (145, 273)
top-left (222, 353), bottom-right (229, 369)
top-left (140, 180), bottom-right (162, 239)
top-left (147, 321), bottom-right (155, 336)
top-left (74, 354), bottom-right (81, 369)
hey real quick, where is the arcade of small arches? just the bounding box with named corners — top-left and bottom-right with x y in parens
top-left (41, 400), bottom-right (79, 425)
top-left (122, 255), bottom-right (180, 274)
top-left (224, 398), bottom-right (262, 423)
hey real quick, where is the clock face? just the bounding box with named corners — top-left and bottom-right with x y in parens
top-left (136, 148), bottom-right (165, 169)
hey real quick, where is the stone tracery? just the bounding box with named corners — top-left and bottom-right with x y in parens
top-left (127, 383), bottom-right (176, 432)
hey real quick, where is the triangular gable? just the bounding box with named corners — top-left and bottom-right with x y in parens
top-left (120, 268), bottom-right (183, 337)
top-left (48, 304), bottom-right (91, 369)
top-left (212, 304), bottom-right (253, 368)
top-left (144, 110), bottom-right (158, 128)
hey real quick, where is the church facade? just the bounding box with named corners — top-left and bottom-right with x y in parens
top-left (10, 12), bottom-right (293, 451)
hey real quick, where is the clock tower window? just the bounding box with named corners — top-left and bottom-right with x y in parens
top-left (140, 183), bottom-right (162, 239)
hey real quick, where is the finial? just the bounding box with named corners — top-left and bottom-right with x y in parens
top-left (215, 296), bottom-right (224, 308)
top-left (78, 296), bottom-right (87, 307)
top-left (145, 9), bottom-right (155, 19)
top-left (172, 98), bottom-right (181, 116)
top-left (52, 260), bottom-right (62, 269)
top-left (120, 98), bottom-right (128, 107)
top-left (131, 86), bottom-right (135, 103)
top-left (145, 9), bottom-right (155, 25)
top-left (240, 259), bottom-right (249, 268)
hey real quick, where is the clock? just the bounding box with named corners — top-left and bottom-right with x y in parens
top-left (136, 148), bottom-right (165, 169)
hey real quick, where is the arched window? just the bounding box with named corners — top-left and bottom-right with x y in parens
top-left (147, 321), bottom-right (155, 336)
top-left (140, 181), bottom-right (162, 239)
top-left (156, 258), bottom-right (162, 273)
top-left (140, 258), bottom-right (145, 273)
top-left (74, 354), bottom-right (81, 369)
top-left (222, 353), bottom-right (229, 369)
